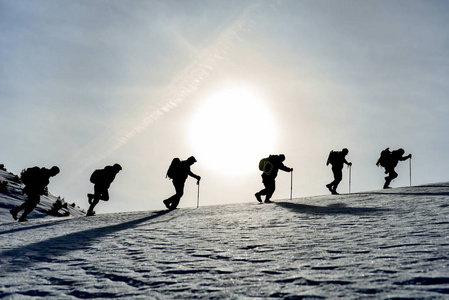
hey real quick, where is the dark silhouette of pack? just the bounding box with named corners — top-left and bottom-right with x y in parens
top-left (327, 149), bottom-right (351, 169)
top-left (166, 158), bottom-right (182, 180)
top-left (326, 151), bottom-right (339, 166)
top-left (89, 165), bottom-right (120, 188)
top-left (90, 169), bottom-right (102, 184)
top-left (263, 155), bottom-right (290, 178)
top-left (376, 148), bottom-right (392, 168)
top-left (259, 156), bottom-right (274, 175)
top-left (21, 167), bottom-right (41, 186)
top-left (21, 167), bottom-right (52, 194)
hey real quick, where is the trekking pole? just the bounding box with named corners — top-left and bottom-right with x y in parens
top-left (409, 157), bottom-right (412, 187)
top-left (290, 170), bottom-right (293, 200)
top-left (349, 165), bottom-right (352, 194)
top-left (196, 181), bottom-right (200, 208)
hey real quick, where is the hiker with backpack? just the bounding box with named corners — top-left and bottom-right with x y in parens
top-left (163, 156), bottom-right (201, 210)
top-left (255, 154), bottom-right (293, 203)
top-left (326, 148), bottom-right (352, 195)
top-left (10, 166), bottom-right (60, 222)
top-left (376, 148), bottom-right (412, 189)
top-left (86, 163), bottom-right (122, 216)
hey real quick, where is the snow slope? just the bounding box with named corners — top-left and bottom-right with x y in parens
top-left (1, 183), bottom-right (448, 299)
top-left (0, 168), bottom-right (85, 223)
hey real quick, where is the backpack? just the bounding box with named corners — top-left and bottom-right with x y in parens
top-left (376, 148), bottom-right (391, 167)
top-left (326, 151), bottom-right (339, 166)
top-left (21, 167), bottom-right (41, 186)
top-left (90, 169), bottom-right (103, 184)
top-left (166, 158), bottom-right (182, 179)
top-left (259, 156), bottom-right (274, 175)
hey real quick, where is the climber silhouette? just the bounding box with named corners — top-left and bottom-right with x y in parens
top-left (87, 163), bottom-right (122, 216)
top-left (326, 148), bottom-right (352, 195)
top-left (255, 154), bottom-right (293, 203)
top-left (10, 166), bottom-right (60, 222)
top-left (163, 156), bottom-right (201, 210)
top-left (376, 148), bottom-right (411, 189)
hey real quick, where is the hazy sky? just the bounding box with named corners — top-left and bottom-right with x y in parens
top-left (1, 0), bottom-right (448, 213)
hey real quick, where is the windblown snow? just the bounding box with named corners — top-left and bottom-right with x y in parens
top-left (1, 166), bottom-right (448, 298)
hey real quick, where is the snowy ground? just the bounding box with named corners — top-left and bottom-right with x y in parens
top-left (0, 168), bottom-right (85, 223)
top-left (1, 183), bottom-right (449, 299)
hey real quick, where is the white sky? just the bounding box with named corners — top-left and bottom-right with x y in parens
top-left (1, 0), bottom-right (448, 213)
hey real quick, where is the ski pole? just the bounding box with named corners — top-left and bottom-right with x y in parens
top-left (409, 157), bottom-right (412, 187)
top-left (290, 170), bottom-right (293, 200)
top-left (197, 181), bottom-right (200, 208)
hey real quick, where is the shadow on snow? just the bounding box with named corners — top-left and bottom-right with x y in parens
top-left (275, 201), bottom-right (392, 216)
top-left (0, 210), bottom-right (171, 275)
top-left (0, 218), bottom-right (75, 235)
top-left (357, 191), bottom-right (449, 198)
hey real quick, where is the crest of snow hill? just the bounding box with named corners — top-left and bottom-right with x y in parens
top-left (0, 164), bottom-right (85, 223)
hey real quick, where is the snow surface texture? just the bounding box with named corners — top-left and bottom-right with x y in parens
top-left (1, 183), bottom-right (449, 299)
top-left (0, 169), bottom-right (85, 223)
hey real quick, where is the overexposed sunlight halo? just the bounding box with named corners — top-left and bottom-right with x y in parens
top-left (188, 86), bottom-right (277, 177)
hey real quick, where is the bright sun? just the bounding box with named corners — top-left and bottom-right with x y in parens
top-left (188, 86), bottom-right (277, 177)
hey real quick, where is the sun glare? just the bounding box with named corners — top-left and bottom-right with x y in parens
top-left (188, 87), bottom-right (277, 177)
